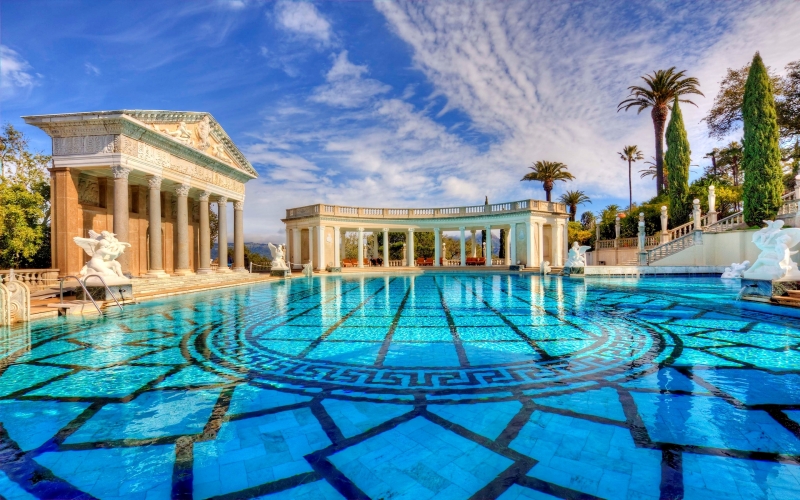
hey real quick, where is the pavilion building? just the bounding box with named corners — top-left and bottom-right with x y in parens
top-left (282, 200), bottom-right (570, 270)
top-left (23, 110), bottom-right (257, 278)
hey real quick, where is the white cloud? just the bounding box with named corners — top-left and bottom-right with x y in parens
top-left (310, 51), bottom-right (391, 108)
top-left (0, 45), bottom-right (36, 100)
top-left (274, 1), bottom-right (332, 44)
top-left (84, 62), bottom-right (101, 75)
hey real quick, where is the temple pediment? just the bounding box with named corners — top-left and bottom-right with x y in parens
top-left (22, 109), bottom-right (258, 180)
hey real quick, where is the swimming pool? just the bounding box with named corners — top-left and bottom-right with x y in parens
top-left (1, 273), bottom-right (799, 499)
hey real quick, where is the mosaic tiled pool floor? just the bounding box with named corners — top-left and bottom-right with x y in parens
top-left (2, 274), bottom-right (800, 499)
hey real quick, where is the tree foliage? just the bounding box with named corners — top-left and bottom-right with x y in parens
top-left (742, 53), bottom-right (784, 226)
top-left (705, 59), bottom-right (800, 144)
top-left (618, 145), bottom-right (644, 211)
top-left (665, 98), bottom-right (692, 227)
top-left (0, 124), bottom-right (51, 268)
top-left (558, 189), bottom-right (591, 221)
top-left (520, 161), bottom-right (574, 201)
top-left (618, 67), bottom-right (703, 195)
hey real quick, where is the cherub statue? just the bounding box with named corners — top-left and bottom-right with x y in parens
top-left (564, 241), bottom-right (591, 267)
top-left (540, 260), bottom-right (552, 275)
top-left (268, 243), bottom-right (288, 270)
top-left (742, 221), bottom-right (800, 280)
top-left (73, 230), bottom-right (131, 282)
top-left (721, 261), bottom-right (750, 279)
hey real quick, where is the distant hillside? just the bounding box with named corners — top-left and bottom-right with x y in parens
top-left (211, 242), bottom-right (273, 259)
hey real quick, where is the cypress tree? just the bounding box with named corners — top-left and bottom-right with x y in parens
top-left (742, 52), bottom-right (783, 226)
top-left (665, 98), bottom-right (691, 227)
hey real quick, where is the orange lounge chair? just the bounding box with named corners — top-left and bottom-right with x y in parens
top-left (423, 258), bottom-right (433, 266)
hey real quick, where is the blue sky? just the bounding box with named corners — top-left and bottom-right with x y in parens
top-left (2, 0), bottom-right (799, 242)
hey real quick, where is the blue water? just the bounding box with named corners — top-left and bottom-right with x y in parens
top-left (1, 274), bottom-right (800, 499)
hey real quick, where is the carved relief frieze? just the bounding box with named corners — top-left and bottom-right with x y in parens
top-left (77, 175), bottom-right (100, 206)
top-left (53, 135), bottom-right (115, 156)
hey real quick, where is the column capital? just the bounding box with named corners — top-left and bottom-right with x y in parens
top-left (459, 226), bottom-right (466, 231)
top-left (408, 228), bottom-right (414, 233)
top-left (147, 175), bottom-right (163, 190)
top-left (333, 226), bottom-right (340, 231)
top-left (383, 228), bottom-right (389, 232)
top-left (217, 195), bottom-right (228, 205)
top-left (175, 184), bottom-right (190, 197)
top-left (234, 200), bottom-right (244, 210)
top-left (485, 224), bottom-right (492, 230)
top-left (112, 165), bottom-right (132, 179)
top-left (358, 227), bottom-right (364, 232)
top-left (433, 227), bottom-right (440, 232)
top-left (199, 191), bottom-right (211, 202)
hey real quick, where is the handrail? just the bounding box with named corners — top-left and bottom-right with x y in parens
top-left (285, 199), bottom-right (569, 219)
top-left (704, 211), bottom-right (744, 233)
top-left (59, 275), bottom-right (103, 315)
top-left (647, 231), bottom-right (695, 264)
top-left (81, 275), bottom-right (123, 312)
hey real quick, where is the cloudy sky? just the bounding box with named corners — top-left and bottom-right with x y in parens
top-left (2, 0), bottom-right (799, 242)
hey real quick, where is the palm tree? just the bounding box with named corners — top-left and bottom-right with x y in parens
top-left (618, 145), bottom-right (644, 212)
top-left (618, 68), bottom-right (703, 195)
top-left (559, 190), bottom-right (591, 221)
top-left (521, 161), bottom-right (574, 201)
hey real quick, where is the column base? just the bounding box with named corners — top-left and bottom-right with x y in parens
top-left (173, 269), bottom-right (195, 277)
top-left (144, 270), bottom-right (171, 279)
top-left (197, 268), bottom-right (214, 275)
top-left (217, 267), bottom-right (233, 273)
top-left (232, 267), bottom-right (248, 273)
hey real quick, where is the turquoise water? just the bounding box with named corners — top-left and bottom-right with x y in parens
top-left (1, 274), bottom-right (800, 499)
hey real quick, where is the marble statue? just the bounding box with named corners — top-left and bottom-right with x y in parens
top-left (73, 230), bottom-right (131, 284)
top-left (268, 243), bottom-right (288, 270)
top-left (210, 143), bottom-right (230, 163)
top-left (540, 261), bottom-right (552, 275)
top-left (196, 116), bottom-right (211, 151)
top-left (302, 263), bottom-right (313, 277)
top-left (721, 261), bottom-right (750, 279)
top-left (158, 121), bottom-right (194, 147)
top-left (742, 221), bottom-right (800, 280)
top-left (564, 241), bottom-right (591, 267)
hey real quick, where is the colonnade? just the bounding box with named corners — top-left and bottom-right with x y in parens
top-left (286, 221), bottom-right (565, 270)
top-left (111, 165), bottom-right (246, 277)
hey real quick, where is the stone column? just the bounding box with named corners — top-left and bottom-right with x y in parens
top-left (504, 227), bottom-right (511, 264)
top-left (638, 212), bottom-right (647, 265)
top-left (174, 184), bottom-right (193, 276)
top-left (292, 228), bottom-right (301, 268)
top-left (459, 227), bottom-right (467, 266)
top-left (197, 191), bottom-right (213, 274)
top-left (407, 229), bottom-right (415, 266)
top-left (112, 165), bottom-right (132, 275)
top-left (525, 222), bottom-right (536, 267)
top-left (333, 226), bottom-right (341, 267)
top-left (537, 222), bottom-right (544, 266)
top-left (552, 223), bottom-right (562, 267)
top-left (383, 229), bottom-right (389, 267)
top-left (217, 196), bottom-right (230, 272)
top-left (233, 201), bottom-right (246, 272)
top-left (509, 223), bottom-right (517, 266)
top-left (146, 176), bottom-right (169, 278)
top-left (434, 228), bottom-right (441, 267)
top-left (340, 229), bottom-right (346, 264)
top-left (357, 227), bottom-right (364, 268)
top-left (692, 198), bottom-right (702, 230)
top-left (470, 230), bottom-right (477, 257)
top-left (307, 226), bottom-right (314, 265)
top-left (484, 225), bottom-right (492, 266)
top-left (317, 225), bottom-right (326, 270)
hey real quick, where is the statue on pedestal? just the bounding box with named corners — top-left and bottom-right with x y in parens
top-left (540, 261), bottom-right (552, 275)
top-left (742, 221), bottom-right (800, 281)
top-left (268, 243), bottom-right (288, 270)
top-left (73, 230), bottom-right (131, 284)
top-left (564, 241), bottom-right (591, 267)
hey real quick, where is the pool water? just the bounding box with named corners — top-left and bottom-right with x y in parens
top-left (1, 274), bottom-right (800, 499)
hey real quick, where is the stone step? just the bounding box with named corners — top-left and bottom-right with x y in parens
top-left (787, 290), bottom-right (800, 298)
top-left (772, 295), bottom-right (800, 308)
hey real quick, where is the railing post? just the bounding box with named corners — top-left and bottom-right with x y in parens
top-left (795, 174), bottom-right (800, 201)
top-left (638, 212), bottom-right (647, 266)
top-left (660, 206), bottom-right (669, 243)
top-left (708, 185), bottom-right (718, 224)
top-left (692, 199), bottom-right (704, 246)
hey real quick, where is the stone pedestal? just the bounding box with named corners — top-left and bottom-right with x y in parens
top-left (326, 266), bottom-right (342, 273)
top-left (741, 279), bottom-right (800, 299)
top-left (563, 266), bottom-right (585, 277)
top-left (77, 284), bottom-right (134, 301)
